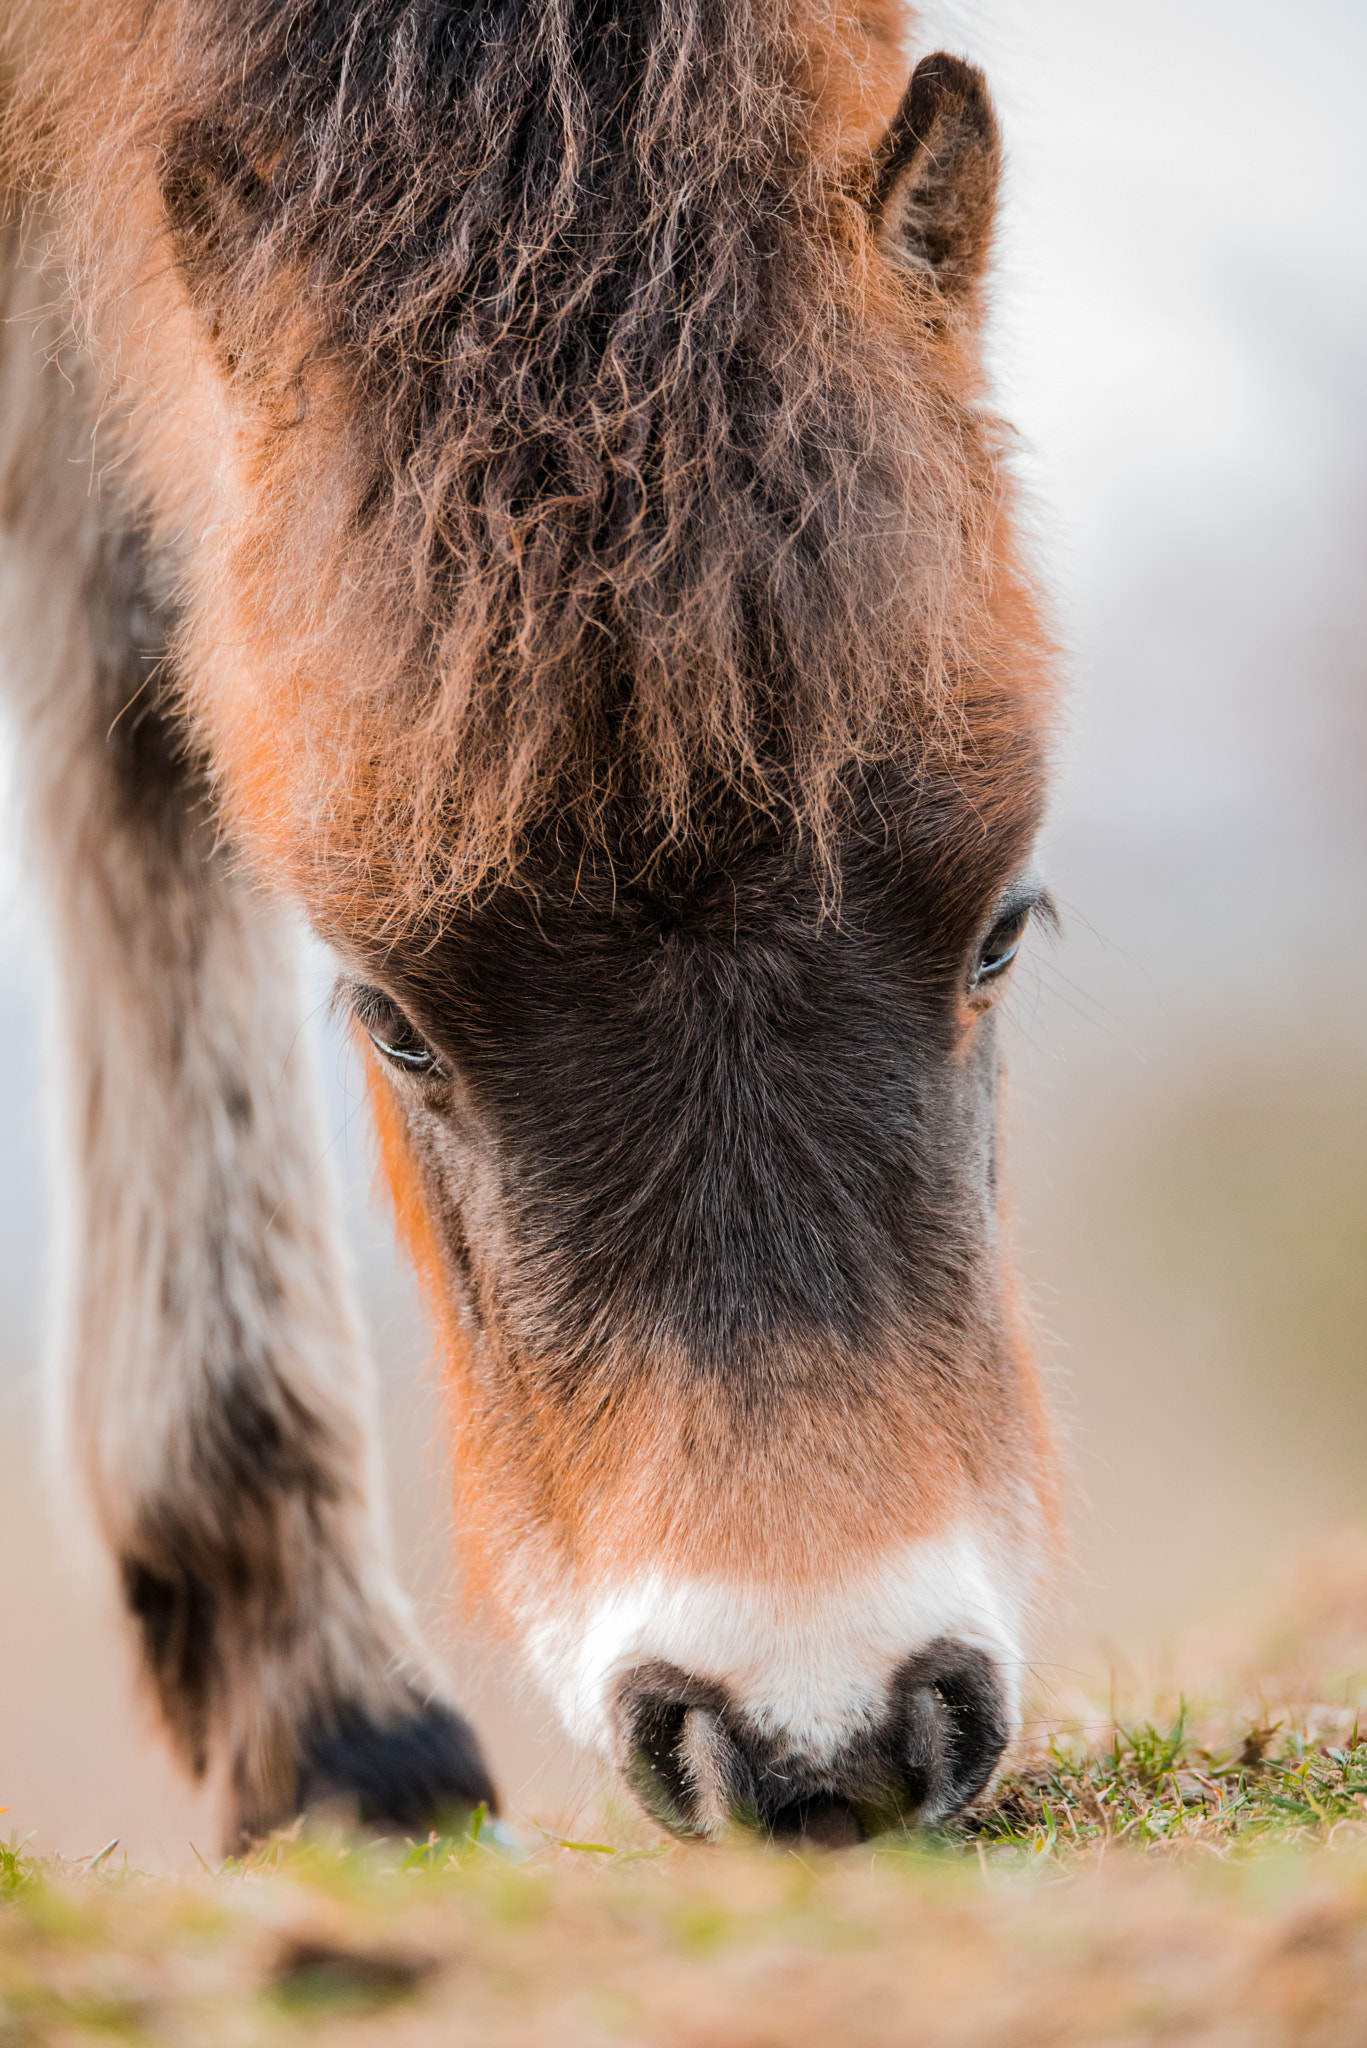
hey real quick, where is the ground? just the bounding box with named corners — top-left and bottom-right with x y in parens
top-left (6, 1535), bottom-right (1367, 2046)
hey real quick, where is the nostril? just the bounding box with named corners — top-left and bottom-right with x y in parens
top-left (626, 1695), bottom-right (692, 1826)
top-left (617, 1664), bottom-right (754, 1840)
top-left (614, 1642), bottom-right (1009, 1843)
top-left (934, 1651), bottom-right (1012, 1806)
top-left (893, 1637), bottom-right (1011, 1822)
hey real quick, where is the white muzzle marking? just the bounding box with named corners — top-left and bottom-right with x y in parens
top-left (522, 1524), bottom-right (1026, 1764)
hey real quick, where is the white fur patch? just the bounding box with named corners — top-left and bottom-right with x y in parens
top-left (521, 1525), bottom-right (1027, 1764)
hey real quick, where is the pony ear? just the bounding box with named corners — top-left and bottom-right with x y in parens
top-left (868, 52), bottom-right (1001, 308)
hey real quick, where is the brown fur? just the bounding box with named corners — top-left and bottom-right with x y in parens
top-left (2, 0), bottom-right (1050, 934)
top-left (0, 0), bottom-right (1064, 1844)
top-left (380, 1003), bottom-right (1052, 1594)
top-left (0, 219), bottom-right (492, 1841)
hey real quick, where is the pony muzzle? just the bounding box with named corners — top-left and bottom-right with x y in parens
top-left (614, 1638), bottom-right (1012, 1846)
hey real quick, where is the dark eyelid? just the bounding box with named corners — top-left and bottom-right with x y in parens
top-left (335, 977), bottom-right (443, 1067)
top-left (330, 977), bottom-right (388, 1033)
top-left (329, 974), bottom-right (365, 1032)
top-left (347, 980), bottom-right (403, 1036)
top-left (988, 879), bottom-right (1056, 935)
top-left (1029, 887), bottom-right (1061, 938)
top-left (967, 878), bottom-right (1056, 992)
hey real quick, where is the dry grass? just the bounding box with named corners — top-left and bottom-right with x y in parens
top-left (8, 1534), bottom-right (1367, 2045)
top-left (7, 1800), bottom-right (1367, 2046)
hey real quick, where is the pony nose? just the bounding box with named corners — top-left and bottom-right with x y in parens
top-left (617, 1638), bottom-right (1010, 1844)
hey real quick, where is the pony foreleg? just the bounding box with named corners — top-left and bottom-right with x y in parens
top-left (0, 236), bottom-right (496, 1848)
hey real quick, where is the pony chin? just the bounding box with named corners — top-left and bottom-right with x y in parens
top-left (518, 1522), bottom-right (1031, 1767)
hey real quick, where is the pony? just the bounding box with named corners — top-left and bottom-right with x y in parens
top-left (0, 0), bottom-right (1060, 1849)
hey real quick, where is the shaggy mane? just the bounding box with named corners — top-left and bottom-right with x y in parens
top-left (5, 0), bottom-right (1044, 924)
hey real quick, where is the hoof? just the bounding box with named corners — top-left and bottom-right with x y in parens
top-left (298, 1696), bottom-right (498, 1832)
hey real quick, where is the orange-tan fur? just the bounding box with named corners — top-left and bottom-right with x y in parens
top-left (0, 0), bottom-right (1064, 1843)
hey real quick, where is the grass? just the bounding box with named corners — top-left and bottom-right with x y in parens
top-left (9, 1536), bottom-right (1367, 2044)
top-left (972, 1704), bottom-right (1367, 1856)
top-left (6, 1705), bottom-right (1367, 2046)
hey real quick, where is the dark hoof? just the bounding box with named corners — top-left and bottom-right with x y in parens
top-left (298, 1696), bottom-right (498, 1832)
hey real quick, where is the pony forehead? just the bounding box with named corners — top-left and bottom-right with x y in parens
top-left (385, 733), bottom-right (1043, 945)
top-left (210, 401), bottom-right (1053, 939)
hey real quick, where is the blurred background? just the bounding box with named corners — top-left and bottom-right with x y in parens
top-left (2, 0), bottom-right (1363, 1864)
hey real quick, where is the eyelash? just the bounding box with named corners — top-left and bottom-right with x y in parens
top-left (970, 903), bottom-right (1035, 990)
top-left (350, 986), bottom-right (442, 1075)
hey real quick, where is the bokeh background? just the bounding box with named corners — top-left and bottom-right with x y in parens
top-left (2, 0), bottom-right (1363, 1864)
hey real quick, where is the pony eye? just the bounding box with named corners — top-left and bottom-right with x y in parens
top-left (971, 905), bottom-right (1031, 989)
top-left (353, 987), bottom-right (441, 1075)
